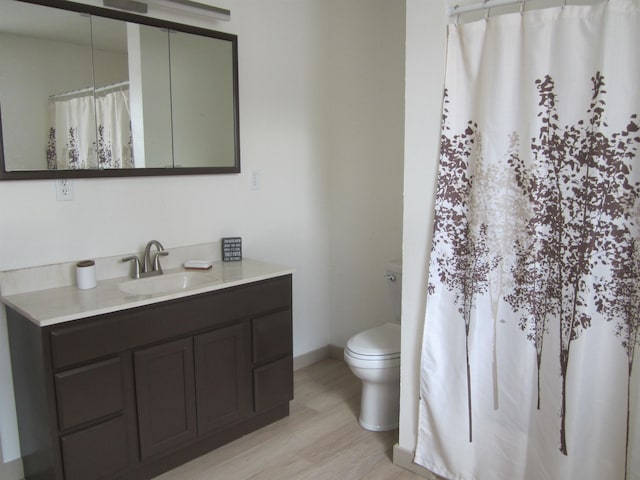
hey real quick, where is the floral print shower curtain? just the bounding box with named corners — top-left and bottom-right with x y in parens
top-left (415, 2), bottom-right (639, 479)
top-left (47, 86), bottom-right (134, 170)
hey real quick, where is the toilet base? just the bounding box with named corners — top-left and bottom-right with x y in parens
top-left (358, 378), bottom-right (400, 432)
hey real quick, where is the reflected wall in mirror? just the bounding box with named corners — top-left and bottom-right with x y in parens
top-left (0, 0), bottom-right (239, 179)
top-left (130, 24), bottom-right (173, 169)
top-left (171, 30), bottom-right (235, 168)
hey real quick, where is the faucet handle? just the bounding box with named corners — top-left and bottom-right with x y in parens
top-left (153, 251), bottom-right (169, 273)
top-left (122, 255), bottom-right (141, 279)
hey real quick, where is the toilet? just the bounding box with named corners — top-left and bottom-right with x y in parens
top-left (344, 260), bottom-right (402, 431)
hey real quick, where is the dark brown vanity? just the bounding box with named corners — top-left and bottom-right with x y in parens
top-left (6, 274), bottom-right (293, 480)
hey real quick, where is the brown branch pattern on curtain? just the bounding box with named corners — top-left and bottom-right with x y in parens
top-left (430, 72), bottom-right (640, 478)
top-left (47, 124), bottom-right (134, 170)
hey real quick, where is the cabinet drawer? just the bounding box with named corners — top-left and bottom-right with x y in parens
top-left (253, 356), bottom-right (293, 412)
top-left (49, 275), bottom-right (292, 369)
top-left (252, 310), bottom-right (292, 363)
top-left (60, 416), bottom-right (129, 480)
top-left (55, 357), bottom-right (124, 431)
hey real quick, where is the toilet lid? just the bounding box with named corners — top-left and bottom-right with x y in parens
top-left (346, 323), bottom-right (400, 357)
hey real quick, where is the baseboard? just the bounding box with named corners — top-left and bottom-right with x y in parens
top-left (393, 444), bottom-right (443, 479)
top-left (293, 344), bottom-right (346, 370)
top-left (328, 344), bottom-right (344, 360)
top-left (293, 345), bottom-right (330, 370)
top-left (0, 457), bottom-right (24, 480)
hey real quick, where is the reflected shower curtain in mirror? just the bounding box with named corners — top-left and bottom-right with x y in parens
top-left (415, 1), bottom-right (639, 479)
top-left (47, 85), bottom-right (134, 169)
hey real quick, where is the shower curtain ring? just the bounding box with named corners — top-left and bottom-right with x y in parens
top-left (520, 0), bottom-right (526, 15)
top-left (484, 0), bottom-right (491, 20)
top-left (451, 4), bottom-right (460, 25)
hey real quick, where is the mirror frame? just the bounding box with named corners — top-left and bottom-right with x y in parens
top-left (0, 0), bottom-right (240, 180)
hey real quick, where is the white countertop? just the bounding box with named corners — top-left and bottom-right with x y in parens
top-left (1, 259), bottom-right (293, 328)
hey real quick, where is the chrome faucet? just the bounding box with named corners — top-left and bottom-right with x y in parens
top-left (122, 240), bottom-right (169, 279)
top-left (143, 240), bottom-right (168, 276)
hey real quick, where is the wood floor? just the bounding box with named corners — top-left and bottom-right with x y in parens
top-left (155, 358), bottom-right (422, 480)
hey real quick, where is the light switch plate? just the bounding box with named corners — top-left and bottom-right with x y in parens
top-left (250, 169), bottom-right (261, 191)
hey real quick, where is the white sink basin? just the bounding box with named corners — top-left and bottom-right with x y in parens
top-left (118, 271), bottom-right (220, 296)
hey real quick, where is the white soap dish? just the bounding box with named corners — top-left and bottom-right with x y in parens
top-left (184, 260), bottom-right (213, 270)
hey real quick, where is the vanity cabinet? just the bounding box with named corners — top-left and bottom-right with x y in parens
top-left (6, 275), bottom-right (293, 480)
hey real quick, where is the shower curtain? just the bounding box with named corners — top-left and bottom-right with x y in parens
top-left (415, 1), bottom-right (639, 479)
top-left (47, 87), bottom-right (134, 169)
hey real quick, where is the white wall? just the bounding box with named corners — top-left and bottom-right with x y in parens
top-left (0, 0), bottom-right (405, 468)
top-left (399, 0), bottom-right (447, 458)
top-left (327, 0), bottom-right (406, 347)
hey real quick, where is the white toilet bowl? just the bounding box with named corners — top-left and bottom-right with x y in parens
top-left (344, 322), bottom-right (401, 431)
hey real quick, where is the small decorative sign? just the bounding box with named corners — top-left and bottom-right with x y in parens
top-left (221, 237), bottom-right (242, 262)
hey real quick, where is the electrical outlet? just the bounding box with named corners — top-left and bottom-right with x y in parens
top-left (55, 179), bottom-right (74, 201)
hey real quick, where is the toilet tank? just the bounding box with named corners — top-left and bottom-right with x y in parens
top-left (385, 259), bottom-right (402, 323)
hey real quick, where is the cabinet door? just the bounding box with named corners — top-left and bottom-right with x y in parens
top-left (194, 323), bottom-right (251, 435)
top-left (134, 337), bottom-right (196, 460)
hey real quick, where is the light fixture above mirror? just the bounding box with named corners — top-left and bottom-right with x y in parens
top-left (103, 0), bottom-right (231, 21)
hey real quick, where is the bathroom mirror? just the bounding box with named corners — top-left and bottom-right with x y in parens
top-left (0, 0), bottom-right (240, 179)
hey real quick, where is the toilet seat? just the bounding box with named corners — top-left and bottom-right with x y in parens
top-left (344, 349), bottom-right (400, 361)
top-left (344, 351), bottom-right (400, 369)
top-left (344, 323), bottom-right (400, 368)
top-left (345, 323), bottom-right (400, 356)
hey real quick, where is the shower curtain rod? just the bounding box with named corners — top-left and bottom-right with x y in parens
top-left (449, 0), bottom-right (567, 17)
top-left (49, 80), bottom-right (129, 100)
